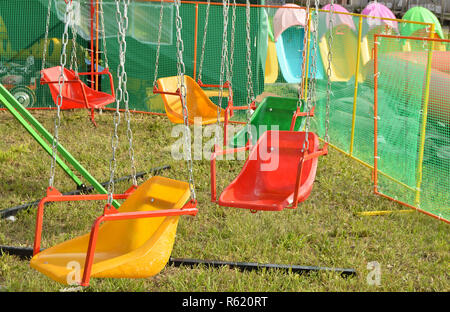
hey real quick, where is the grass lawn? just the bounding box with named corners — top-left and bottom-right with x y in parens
top-left (0, 108), bottom-right (448, 292)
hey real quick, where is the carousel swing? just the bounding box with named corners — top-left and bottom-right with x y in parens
top-left (210, 0), bottom-right (331, 212)
top-left (40, 0), bottom-right (115, 126)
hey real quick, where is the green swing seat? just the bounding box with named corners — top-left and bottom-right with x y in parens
top-left (230, 96), bottom-right (306, 147)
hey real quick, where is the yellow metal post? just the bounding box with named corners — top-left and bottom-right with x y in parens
top-left (303, 10), bottom-right (312, 101)
top-left (349, 16), bottom-right (363, 156)
top-left (415, 25), bottom-right (435, 206)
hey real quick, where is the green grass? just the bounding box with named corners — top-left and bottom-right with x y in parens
top-left (0, 108), bottom-right (448, 292)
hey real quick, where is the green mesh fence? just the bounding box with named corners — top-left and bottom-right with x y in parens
top-left (0, 0), bottom-right (266, 113)
top-left (375, 35), bottom-right (450, 222)
top-left (309, 10), bottom-right (431, 169)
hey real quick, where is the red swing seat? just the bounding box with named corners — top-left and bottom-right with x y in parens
top-left (41, 66), bottom-right (115, 110)
top-left (211, 130), bottom-right (327, 212)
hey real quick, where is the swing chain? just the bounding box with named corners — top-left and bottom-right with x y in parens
top-left (70, 4), bottom-right (78, 75)
top-left (119, 1), bottom-right (137, 186)
top-left (41, 0), bottom-right (53, 77)
top-left (174, 0), bottom-right (196, 201)
top-left (245, 0), bottom-right (254, 146)
top-left (153, 0), bottom-right (164, 88)
top-left (198, 0), bottom-right (210, 83)
top-left (49, 0), bottom-right (72, 188)
top-left (228, 0), bottom-right (236, 86)
top-left (299, 0), bottom-right (310, 104)
top-left (100, 0), bottom-right (109, 68)
top-left (325, 1), bottom-right (334, 144)
top-left (106, 0), bottom-right (131, 204)
top-left (218, 0), bottom-right (230, 128)
top-left (306, 0), bottom-right (319, 129)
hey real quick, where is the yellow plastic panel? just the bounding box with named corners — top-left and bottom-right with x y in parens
top-left (156, 75), bottom-right (225, 125)
top-left (319, 25), bottom-right (364, 82)
top-left (264, 38), bottom-right (279, 84)
top-left (30, 176), bottom-right (191, 285)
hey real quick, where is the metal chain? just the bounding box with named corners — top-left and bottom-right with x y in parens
top-left (49, 0), bottom-right (72, 188)
top-left (228, 0), bottom-right (236, 87)
top-left (197, 0), bottom-right (210, 83)
top-left (120, 1), bottom-right (137, 186)
top-left (217, 0), bottom-right (230, 130)
top-left (303, 0), bottom-right (320, 152)
top-left (100, 0), bottom-right (109, 68)
top-left (299, 0), bottom-right (310, 104)
top-left (69, 4), bottom-right (78, 75)
top-left (41, 0), bottom-right (53, 77)
top-left (174, 0), bottom-right (196, 201)
top-left (325, 1), bottom-right (334, 144)
top-left (107, 0), bottom-right (131, 205)
top-left (245, 0), bottom-right (253, 146)
top-left (153, 0), bottom-right (164, 88)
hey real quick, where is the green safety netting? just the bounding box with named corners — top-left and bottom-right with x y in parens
top-left (375, 36), bottom-right (450, 222)
top-left (1, 0), bottom-right (267, 113)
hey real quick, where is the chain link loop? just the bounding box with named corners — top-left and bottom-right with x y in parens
top-left (174, 0), bottom-right (196, 201)
top-left (153, 0), bottom-right (164, 88)
top-left (198, 0), bottom-right (210, 83)
top-left (245, 0), bottom-right (254, 146)
top-left (217, 0), bottom-right (230, 130)
top-left (325, 1), bottom-right (334, 144)
top-left (41, 0), bottom-right (53, 78)
top-left (100, 0), bottom-right (109, 69)
top-left (49, 0), bottom-right (73, 188)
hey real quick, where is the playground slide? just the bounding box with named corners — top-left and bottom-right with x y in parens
top-left (30, 176), bottom-right (191, 285)
top-left (319, 25), bottom-right (364, 82)
top-left (276, 26), bottom-right (324, 83)
top-left (264, 38), bottom-right (279, 84)
top-left (231, 96), bottom-right (304, 147)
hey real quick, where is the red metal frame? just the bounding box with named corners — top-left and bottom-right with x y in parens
top-left (290, 106), bottom-right (315, 131)
top-left (33, 185), bottom-right (198, 286)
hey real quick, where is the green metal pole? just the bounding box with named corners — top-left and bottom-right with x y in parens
top-left (0, 84), bottom-right (120, 208)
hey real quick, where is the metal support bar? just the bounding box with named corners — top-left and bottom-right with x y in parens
top-left (0, 247), bottom-right (357, 278)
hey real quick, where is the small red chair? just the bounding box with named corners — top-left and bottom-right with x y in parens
top-left (41, 66), bottom-right (115, 125)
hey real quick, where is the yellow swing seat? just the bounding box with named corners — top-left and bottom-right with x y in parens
top-left (30, 176), bottom-right (192, 285)
top-left (156, 75), bottom-right (226, 125)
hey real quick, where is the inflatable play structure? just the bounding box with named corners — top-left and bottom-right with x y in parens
top-left (319, 4), bottom-right (362, 82)
top-left (401, 6), bottom-right (446, 51)
top-left (360, 2), bottom-right (400, 67)
top-left (273, 4), bottom-right (324, 83)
